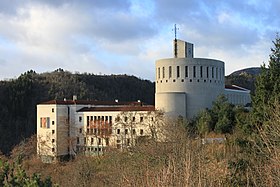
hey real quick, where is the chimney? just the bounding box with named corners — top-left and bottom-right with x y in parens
top-left (73, 95), bottom-right (77, 101)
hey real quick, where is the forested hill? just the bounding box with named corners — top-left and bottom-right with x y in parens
top-left (225, 67), bottom-right (261, 93)
top-left (0, 69), bottom-right (154, 154)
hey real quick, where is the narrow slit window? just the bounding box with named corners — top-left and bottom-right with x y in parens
top-left (193, 66), bottom-right (196, 78)
top-left (200, 66), bottom-right (203, 78)
top-left (177, 66), bottom-right (180, 78)
top-left (185, 66), bottom-right (188, 77)
top-left (162, 67), bottom-right (165, 79)
top-left (207, 67), bottom-right (209, 78)
top-left (212, 67), bottom-right (214, 78)
top-left (169, 66), bottom-right (172, 78)
top-left (158, 67), bottom-right (160, 79)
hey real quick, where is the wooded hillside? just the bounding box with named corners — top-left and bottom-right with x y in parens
top-left (0, 69), bottom-right (154, 154)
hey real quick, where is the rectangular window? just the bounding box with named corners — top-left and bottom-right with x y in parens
top-left (212, 67), bottom-right (214, 78)
top-left (87, 116), bottom-right (90, 126)
top-left (207, 67), bottom-right (209, 78)
top-left (162, 67), bottom-right (165, 78)
top-left (169, 66), bottom-right (172, 78)
top-left (52, 139), bottom-right (55, 143)
top-left (77, 137), bottom-right (80, 144)
top-left (117, 129), bottom-right (120, 134)
top-left (91, 138), bottom-right (94, 145)
top-left (200, 66), bottom-right (203, 78)
top-left (177, 66), bottom-right (180, 78)
top-left (52, 121), bottom-right (55, 125)
top-left (127, 139), bottom-right (130, 146)
top-left (193, 66), bottom-right (196, 78)
top-left (125, 129), bottom-right (128, 135)
top-left (158, 67), bottom-right (160, 79)
top-left (52, 130), bottom-right (55, 134)
top-left (79, 116), bottom-right (82, 122)
top-left (84, 137), bottom-right (86, 145)
top-left (124, 116), bottom-right (128, 122)
top-left (140, 117), bottom-right (143, 122)
top-left (216, 67), bottom-right (218, 79)
top-left (51, 108), bottom-right (54, 113)
top-left (132, 129), bottom-right (136, 135)
top-left (79, 128), bottom-right (82, 133)
top-left (98, 138), bottom-right (101, 145)
top-left (185, 66), bottom-right (188, 77)
top-left (40, 117), bottom-right (50, 128)
top-left (52, 148), bottom-right (55, 152)
top-left (140, 129), bottom-right (144, 135)
top-left (106, 138), bottom-right (109, 146)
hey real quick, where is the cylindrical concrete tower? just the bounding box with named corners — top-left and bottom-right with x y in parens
top-left (155, 40), bottom-right (225, 118)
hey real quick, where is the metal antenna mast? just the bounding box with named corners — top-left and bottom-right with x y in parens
top-left (172, 24), bottom-right (179, 58)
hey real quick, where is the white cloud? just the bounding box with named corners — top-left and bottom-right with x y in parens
top-left (0, 0), bottom-right (279, 80)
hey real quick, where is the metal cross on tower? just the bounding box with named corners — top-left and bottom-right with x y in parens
top-left (173, 24), bottom-right (179, 58)
top-left (173, 24), bottom-right (179, 40)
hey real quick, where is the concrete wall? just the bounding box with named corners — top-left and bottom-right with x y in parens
top-left (155, 58), bottom-right (225, 118)
top-left (155, 92), bottom-right (186, 117)
top-left (224, 89), bottom-right (251, 106)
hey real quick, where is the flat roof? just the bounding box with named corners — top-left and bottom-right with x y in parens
top-left (77, 106), bottom-right (155, 112)
top-left (225, 85), bottom-right (249, 91)
top-left (39, 100), bottom-right (145, 106)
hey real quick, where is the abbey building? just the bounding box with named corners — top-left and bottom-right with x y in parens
top-left (37, 39), bottom-right (251, 162)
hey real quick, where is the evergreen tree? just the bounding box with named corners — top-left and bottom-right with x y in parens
top-left (253, 34), bottom-right (280, 124)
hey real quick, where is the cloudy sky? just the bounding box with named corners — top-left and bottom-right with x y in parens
top-left (0, 0), bottom-right (279, 80)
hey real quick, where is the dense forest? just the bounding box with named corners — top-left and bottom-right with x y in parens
top-left (0, 70), bottom-right (154, 155)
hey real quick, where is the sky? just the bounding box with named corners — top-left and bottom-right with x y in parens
top-left (0, 0), bottom-right (279, 81)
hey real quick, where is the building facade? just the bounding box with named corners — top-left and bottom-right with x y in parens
top-left (155, 39), bottom-right (251, 118)
top-left (37, 99), bottom-right (157, 162)
top-left (37, 39), bottom-right (252, 162)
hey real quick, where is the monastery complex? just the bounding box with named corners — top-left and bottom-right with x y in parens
top-left (37, 39), bottom-right (251, 162)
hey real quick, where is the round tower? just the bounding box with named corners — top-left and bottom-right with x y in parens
top-left (155, 40), bottom-right (225, 118)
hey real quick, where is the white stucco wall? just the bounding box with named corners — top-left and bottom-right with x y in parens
top-left (155, 58), bottom-right (224, 118)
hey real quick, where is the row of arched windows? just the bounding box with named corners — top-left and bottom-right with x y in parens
top-left (157, 65), bottom-right (223, 81)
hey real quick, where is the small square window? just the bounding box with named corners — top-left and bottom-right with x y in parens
top-left (173, 79), bottom-right (176, 82)
top-left (181, 79), bottom-right (184, 82)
